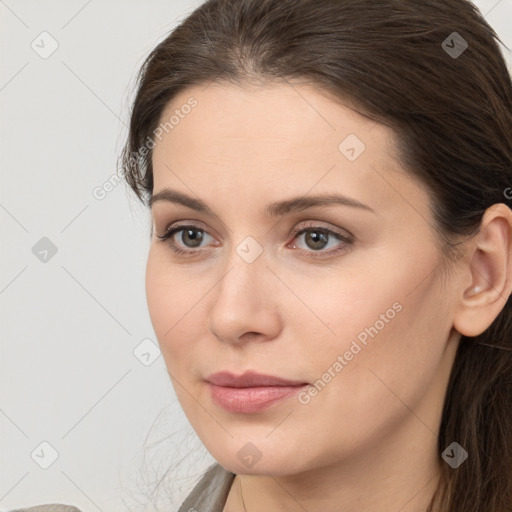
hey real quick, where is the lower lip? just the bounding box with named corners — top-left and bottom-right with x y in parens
top-left (207, 383), bottom-right (308, 414)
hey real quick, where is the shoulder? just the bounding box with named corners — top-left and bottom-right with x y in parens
top-left (9, 505), bottom-right (82, 512)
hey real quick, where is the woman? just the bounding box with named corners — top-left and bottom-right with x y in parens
top-left (15, 0), bottom-right (512, 511)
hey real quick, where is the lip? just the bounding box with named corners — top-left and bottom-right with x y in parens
top-left (205, 371), bottom-right (309, 414)
top-left (206, 370), bottom-right (308, 388)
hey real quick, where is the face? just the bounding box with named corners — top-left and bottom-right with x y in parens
top-left (146, 81), bottom-right (460, 476)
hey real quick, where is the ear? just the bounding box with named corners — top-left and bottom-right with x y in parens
top-left (453, 203), bottom-right (512, 337)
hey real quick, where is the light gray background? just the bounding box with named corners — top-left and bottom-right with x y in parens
top-left (1, 1), bottom-right (511, 511)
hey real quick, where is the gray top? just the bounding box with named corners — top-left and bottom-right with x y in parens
top-left (9, 463), bottom-right (236, 512)
top-left (177, 463), bottom-right (236, 512)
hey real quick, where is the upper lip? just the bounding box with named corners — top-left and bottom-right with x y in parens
top-left (206, 371), bottom-right (308, 388)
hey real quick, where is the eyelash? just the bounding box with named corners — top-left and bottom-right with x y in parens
top-left (155, 222), bottom-right (353, 259)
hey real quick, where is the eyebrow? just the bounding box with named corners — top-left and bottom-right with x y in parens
top-left (149, 188), bottom-right (376, 217)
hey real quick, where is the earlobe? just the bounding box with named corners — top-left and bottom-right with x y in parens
top-left (453, 203), bottom-right (512, 338)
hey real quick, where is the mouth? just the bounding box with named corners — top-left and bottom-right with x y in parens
top-left (205, 370), bottom-right (309, 414)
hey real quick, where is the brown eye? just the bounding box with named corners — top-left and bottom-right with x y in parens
top-left (178, 227), bottom-right (205, 248)
top-left (291, 225), bottom-right (352, 257)
top-left (156, 222), bottom-right (353, 259)
top-left (302, 229), bottom-right (330, 251)
top-left (156, 224), bottom-right (214, 255)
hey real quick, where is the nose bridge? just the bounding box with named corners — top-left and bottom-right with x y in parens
top-left (216, 234), bottom-right (269, 307)
top-left (208, 234), bottom-right (279, 341)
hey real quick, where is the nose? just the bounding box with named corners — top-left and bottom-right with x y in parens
top-left (207, 246), bottom-right (282, 345)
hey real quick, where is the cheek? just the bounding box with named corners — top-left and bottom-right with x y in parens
top-left (286, 288), bottom-right (443, 461)
top-left (145, 247), bottom-right (212, 374)
top-left (294, 256), bottom-right (445, 403)
top-left (145, 248), bottom-right (173, 339)
top-left (285, 268), bottom-right (405, 359)
top-left (145, 248), bottom-right (191, 353)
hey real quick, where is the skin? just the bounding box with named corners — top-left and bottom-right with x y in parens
top-left (146, 80), bottom-right (512, 512)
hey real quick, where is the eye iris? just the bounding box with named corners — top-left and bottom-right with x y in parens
top-left (182, 228), bottom-right (204, 247)
top-left (305, 230), bottom-right (328, 250)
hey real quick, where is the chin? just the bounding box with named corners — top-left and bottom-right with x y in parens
top-left (203, 438), bottom-right (313, 477)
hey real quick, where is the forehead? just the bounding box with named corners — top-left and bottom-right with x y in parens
top-left (151, 81), bottom-right (429, 219)
top-left (154, 81), bottom-right (388, 154)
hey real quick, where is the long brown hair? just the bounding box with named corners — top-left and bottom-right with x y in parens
top-left (119, 1), bottom-right (512, 510)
